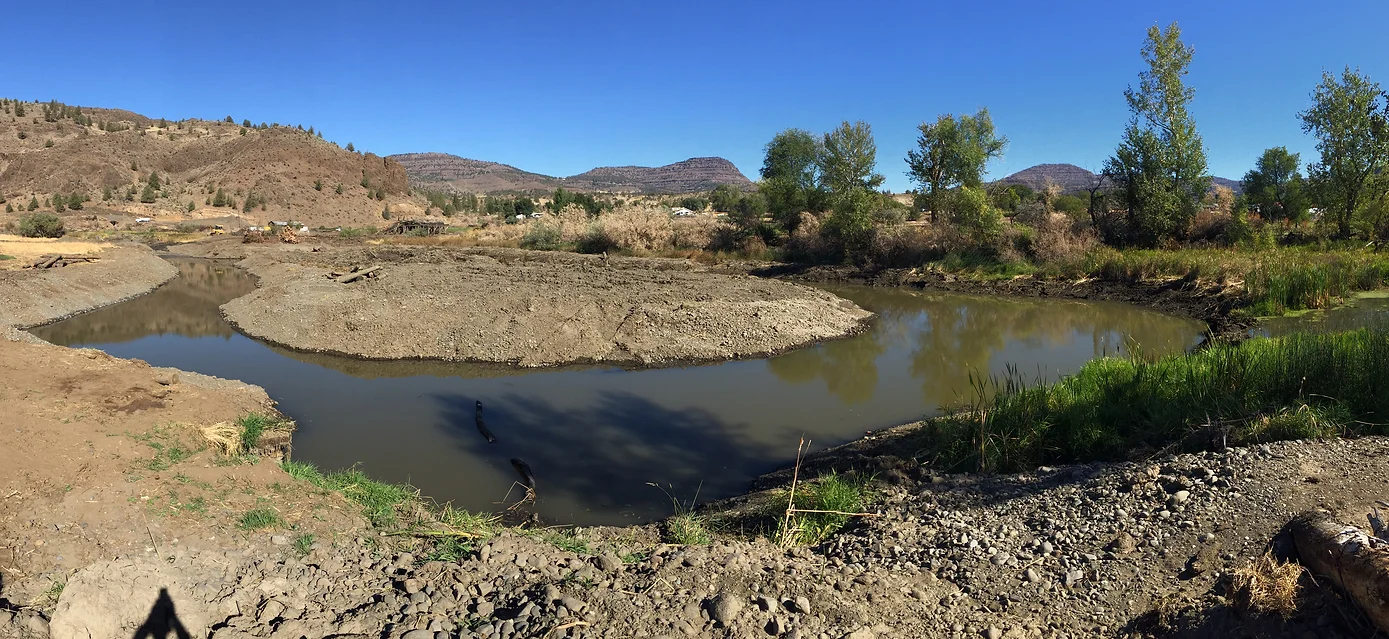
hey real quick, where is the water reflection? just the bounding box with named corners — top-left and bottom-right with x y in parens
top-left (33, 259), bottom-right (1205, 525)
top-left (1257, 295), bottom-right (1389, 337)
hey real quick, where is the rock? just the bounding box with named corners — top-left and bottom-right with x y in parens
top-left (560, 596), bottom-right (586, 613)
top-left (403, 578), bottom-right (422, 594)
top-left (153, 371), bottom-right (179, 385)
top-left (989, 553), bottom-right (1010, 566)
top-left (754, 595), bottom-right (774, 612)
top-left (259, 599), bottom-right (286, 623)
top-left (594, 553), bottom-right (622, 573)
top-left (402, 631), bottom-right (433, 639)
top-left (1040, 541), bottom-right (1054, 555)
top-left (1025, 569), bottom-right (1041, 584)
top-left (766, 618), bottom-right (785, 635)
top-left (984, 628), bottom-right (1003, 639)
top-left (1065, 570), bottom-right (1085, 587)
top-left (709, 592), bottom-right (743, 627)
top-left (1171, 490), bottom-right (1191, 505)
top-left (843, 629), bottom-right (876, 639)
top-left (791, 595), bottom-right (812, 615)
top-left (474, 600), bottom-right (495, 617)
top-left (271, 535), bottom-right (289, 545)
top-left (21, 612), bottom-right (50, 636)
top-left (1107, 532), bottom-right (1136, 554)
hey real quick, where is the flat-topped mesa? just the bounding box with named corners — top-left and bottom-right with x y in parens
top-left (221, 246), bottom-right (873, 367)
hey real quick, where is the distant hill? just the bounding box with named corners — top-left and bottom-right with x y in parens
top-left (0, 99), bottom-right (409, 228)
top-left (391, 153), bottom-right (753, 195)
top-left (996, 163), bottom-right (1243, 195)
top-left (995, 163), bottom-right (1104, 194)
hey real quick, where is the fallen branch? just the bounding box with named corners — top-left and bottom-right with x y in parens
top-left (547, 620), bottom-right (590, 636)
top-left (383, 530), bottom-right (484, 539)
top-left (334, 265), bottom-right (381, 284)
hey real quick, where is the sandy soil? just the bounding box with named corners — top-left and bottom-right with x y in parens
top-left (0, 243), bottom-right (177, 332)
top-left (0, 237), bottom-right (114, 271)
top-left (218, 244), bottom-right (874, 367)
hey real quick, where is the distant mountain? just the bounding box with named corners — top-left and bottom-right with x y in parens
top-left (1211, 176), bottom-right (1243, 195)
top-left (995, 163), bottom-right (1103, 194)
top-left (996, 163), bottom-right (1243, 195)
top-left (390, 153), bottom-right (753, 195)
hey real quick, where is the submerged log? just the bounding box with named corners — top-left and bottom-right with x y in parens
top-left (334, 266), bottom-right (381, 284)
top-left (1291, 509), bottom-right (1389, 632)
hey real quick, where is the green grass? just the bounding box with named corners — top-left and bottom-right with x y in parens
top-left (236, 413), bottom-right (279, 451)
top-left (292, 533), bottom-right (314, 556)
top-left (532, 528), bottom-right (593, 555)
top-left (776, 471), bottom-right (872, 546)
top-left (1056, 246), bottom-right (1389, 316)
top-left (920, 326), bottom-right (1389, 473)
top-left (237, 507), bottom-right (284, 530)
top-left (665, 513), bottom-right (712, 545)
top-left (281, 460), bottom-right (416, 527)
top-left (0, 254), bottom-right (14, 261)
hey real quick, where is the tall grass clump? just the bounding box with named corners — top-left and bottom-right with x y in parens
top-left (775, 471), bottom-right (872, 546)
top-left (925, 326), bottom-right (1389, 473)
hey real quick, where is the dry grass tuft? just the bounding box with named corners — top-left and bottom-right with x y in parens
top-left (1231, 553), bottom-right (1303, 618)
top-left (598, 206), bottom-right (673, 252)
top-left (199, 422), bottom-right (241, 456)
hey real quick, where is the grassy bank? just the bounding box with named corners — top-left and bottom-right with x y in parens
top-left (1056, 247), bottom-right (1389, 316)
top-left (920, 326), bottom-right (1389, 473)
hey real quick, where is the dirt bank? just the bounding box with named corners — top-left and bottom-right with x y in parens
top-left (750, 263), bottom-right (1254, 342)
top-left (18, 435), bottom-right (1384, 639)
top-left (219, 244), bottom-right (874, 367)
top-left (0, 242), bottom-right (178, 332)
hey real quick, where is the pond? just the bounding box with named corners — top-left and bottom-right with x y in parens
top-left (33, 258), bottom-right (1205, 525)
top-left (1256, 293), bottom-right (1389, 337)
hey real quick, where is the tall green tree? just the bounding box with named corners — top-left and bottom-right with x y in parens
top-left (1241, 147), bottom-right (1308, 222)
top-left (905, 108), bottom-right (1007, 223)
top-left (1298, 67), bottom-right (1389, 238)
top-left (816, 122), bottom-right (884, 260)
top-left (709, 184), bottom-right (744, 213)
top-left (1102, 23), bottom-right (1211, 246)
top-left (758, 128), bottom-right (825, 231)
top-left (818, 121), bottom-right (883, 197)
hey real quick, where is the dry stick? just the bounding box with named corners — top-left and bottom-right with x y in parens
top-left (547, 620), bottom-right (591, 636)
top-left (385, 530), bottom-right (484, 539)
top-left (787, 508), bottom-right (882, 518)
top-left (780, 437), bottom-right (807, 546)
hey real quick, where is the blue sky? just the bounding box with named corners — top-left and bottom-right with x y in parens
top-left (4, 0), bottom-right (1386, 191)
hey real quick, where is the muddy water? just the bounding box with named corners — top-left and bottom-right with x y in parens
top-left (1256, 293), bottom-right (1389, 337)
top-left (34, 259), bottom-right (1205, 525)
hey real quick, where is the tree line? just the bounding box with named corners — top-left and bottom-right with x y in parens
top-left (734, 22), bottom-right (1388, 261)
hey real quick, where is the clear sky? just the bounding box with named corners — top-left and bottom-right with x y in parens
top-left (4, 0), bottom-right (1386, 192)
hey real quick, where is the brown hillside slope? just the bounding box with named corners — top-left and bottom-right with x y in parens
top-left (0, 100), bottom-right (408, 228)
top-left (392, 152), bottom-right (754, 194)
top-left (389, 152), bottom-right (562, 193)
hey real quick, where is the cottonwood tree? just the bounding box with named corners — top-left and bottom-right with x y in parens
top-left (905, 108), bottom-right (1007, 223)
top-left (1103, 23), bottom-right (1211, 246)
top-left (817, 121), bottom-right (884, 258)
top-left (1241, 147), bottom-right (1308, 222)
top-left (1299, 67), bottom-right (1388, 238)
top-left (759, 128), bottom-right (825, 231)
top-left (818, 121), bottom-right (884, 197)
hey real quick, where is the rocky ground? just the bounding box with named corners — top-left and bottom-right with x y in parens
top-left (1, 236), bottom-right (1383, 639)
top-left (208, 242), bottom-right (872, 367)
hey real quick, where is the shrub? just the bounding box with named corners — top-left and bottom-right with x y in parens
top-left (335, 184), bottom-right (344, 195)
top-left (950, 186), bottom-right (1003, 244)
top-left (43, 139), bottom-right (54, 148)
top-left (520, 223), bottom-right (563, 251)
top-left (600, 206), bottom-right (674, 252)
top-left (575, 226), bottom-right (620, 254)
top-left (671, 215), bottom-right (723, 250)
top-left (19, 212), bottom-right (64, 238)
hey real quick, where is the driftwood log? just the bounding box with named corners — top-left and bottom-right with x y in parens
top-left (1291, 509), bottom-right (1389, 632)
top-left (26, 255), bottom-right (98, 269)
top-left (332, 265), bottom-right (381, 284)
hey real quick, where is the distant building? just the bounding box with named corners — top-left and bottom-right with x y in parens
top-left (671, 207), bottom-right (696, 217)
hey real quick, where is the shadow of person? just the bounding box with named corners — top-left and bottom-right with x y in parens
top-left (131, 588), bottom-right (191, 639)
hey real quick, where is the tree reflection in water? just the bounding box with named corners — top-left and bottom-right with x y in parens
top-left (768, 286), bottom-right (1203, 410)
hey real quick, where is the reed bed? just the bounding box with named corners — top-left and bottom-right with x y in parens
top-left (922, 326), bottom-right (1389, 473)
top-left (1064, 247), bottom-right (1389, 315)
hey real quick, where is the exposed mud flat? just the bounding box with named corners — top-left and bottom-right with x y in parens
top-left (220, 245), bottom-right (874, 367)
